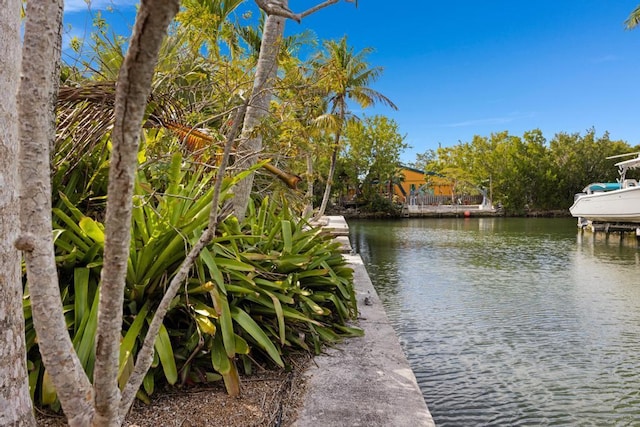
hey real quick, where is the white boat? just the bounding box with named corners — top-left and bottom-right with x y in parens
top-left (570, 154), bottom-right (640, 223)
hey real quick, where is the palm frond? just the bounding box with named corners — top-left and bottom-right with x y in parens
top-left (625, 5), bottom-right (640, 29)
top-left (55, 82), bottom-right (300, 189)
top-left (56, 82), bottom-right (188, 175)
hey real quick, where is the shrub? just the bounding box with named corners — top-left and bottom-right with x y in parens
top-left (26, 154), bottom-right (361, 409)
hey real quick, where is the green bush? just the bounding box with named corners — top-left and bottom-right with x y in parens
top-left (26, 154), bottom-right (361, 409)
top-left (365, 193), bottom-right (401, 215)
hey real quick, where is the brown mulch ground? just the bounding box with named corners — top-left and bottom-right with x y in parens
top-left (35, 353), bottom-right (312, 427)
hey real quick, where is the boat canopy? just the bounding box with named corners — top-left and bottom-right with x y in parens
top-left (615, 157), bottom-right (640, 169)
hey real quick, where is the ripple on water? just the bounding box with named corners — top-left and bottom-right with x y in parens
top-left (351, 218), bottom-right (640, 426)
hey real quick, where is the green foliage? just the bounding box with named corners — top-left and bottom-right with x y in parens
top-left (176, 0), bottom-right (245, 58)
top-left (314, 36), bottom-right (396, 117)
top-left (415, 128), bottom-right (636, 213)
top-left (339, 115), bottom-right (408, 207)
top-left (312, 36), bottom-right (398, 216)
top-left (27, 156), bottom-right (361, 409)
top-left (364, 193), bottom-right (402, 215)
top-left (625, 4), bottom-right (640, 29)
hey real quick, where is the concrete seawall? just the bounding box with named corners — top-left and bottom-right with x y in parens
top-left (292, 217), bottom-right (435, 426)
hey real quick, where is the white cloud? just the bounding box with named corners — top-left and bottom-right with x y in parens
top-left (444, 112), bottom-right (536, 128)
top-left (64, 0), bottom-right (137, 14)
top-left (591, 54), bottom-right (619, 64)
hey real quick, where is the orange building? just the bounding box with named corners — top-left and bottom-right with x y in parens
top-left (393, 166), bottom-right (454, 201)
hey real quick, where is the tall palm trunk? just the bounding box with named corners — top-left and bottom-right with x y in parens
top-left (233, 2), bottom-right (286, 220)
top-left (0, 1), bottom-right (36, 425)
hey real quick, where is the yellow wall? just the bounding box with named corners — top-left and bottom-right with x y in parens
top-left (393, 167), bottom-right (453, 200)
top-left (395, 168), bottom-right (425, 199)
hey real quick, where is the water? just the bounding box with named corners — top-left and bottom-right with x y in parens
top-left (349, 218), bottom-right (640, 426)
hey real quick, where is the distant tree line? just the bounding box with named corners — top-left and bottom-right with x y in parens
top-left (410, 129), bottom-right (638, 214)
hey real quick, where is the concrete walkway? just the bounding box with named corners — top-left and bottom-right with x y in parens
top-left (292, 217), bottom-right (435, 426)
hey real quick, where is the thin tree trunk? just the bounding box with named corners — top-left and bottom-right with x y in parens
top-left (303, 152), bottom-right (314, 217)
top-left (92, 1), bottom-right (180, 425)
top-left (317, 115), bottom-right (344, 218)
top-left (16, 1), bottom-right (95, 425)
top-left (0, 1), bottom-right (36, 425)
top-left (317, 141), bottom-right (339, 218)
top-left (233, 2), bottom-right (286, 221)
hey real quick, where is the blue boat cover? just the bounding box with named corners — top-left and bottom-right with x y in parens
top-left (588, 182), bottom-right (621, 192)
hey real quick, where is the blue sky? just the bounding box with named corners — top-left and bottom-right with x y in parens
top-left (63, 1), bottom-right (640, 163)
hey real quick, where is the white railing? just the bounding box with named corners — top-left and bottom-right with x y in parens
top-left (407, 194), bottom-right (484, 206)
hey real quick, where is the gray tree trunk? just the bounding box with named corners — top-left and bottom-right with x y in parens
top-left (93, 1), bottom-right (180, 425)
top-left (232, 1), bottom-right (286, 221)
top-left (0, 1), bottom-right (36, 425)
top-left (233, 0), bottom-right (343, 220)
top-left (16, 1), bottom-right (96, 425)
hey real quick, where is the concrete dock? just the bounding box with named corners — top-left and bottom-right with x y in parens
top-left (402, 203), bottom-right (498, 218)
top-left (293, 216), bottom-right (435, 426)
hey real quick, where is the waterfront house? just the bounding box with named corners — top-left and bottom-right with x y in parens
top-left (393, 166), bottom-right (454, 203)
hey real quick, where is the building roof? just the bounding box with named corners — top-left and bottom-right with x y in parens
top-left (398, 164), bottom-right (443, 177)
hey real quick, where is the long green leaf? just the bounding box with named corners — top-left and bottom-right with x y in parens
top-left (73, 289), bottom-right (100, 375)
top-left (119, 303), bottom-right (150, 367)
top-left (265, 289), bottom-right (286, 345)
top-left (131, 192), bottom-right (150, 245)
top-left (154, 324), bottom-right (178, 385)
top-left (211, 286), bottom-right (235, 358)
top-left (213, 257), bottom-right (255, 272)
top-left (200, 247), bottom-right (225, 293)
top-left (211, 333), bottom-right (231, 374)
top-left (57, 191), bottom-right (87, 222)
top-left (52, 208), bottom-right (91, 252)
top-left (73, 267), bottom-right (90, 334)
top-left (281, 220), bottom-right (292, 254)
top-left (250, 305), bottom-right (323, 326)
top-left (79, 217), bottom-right (105, 244)
top-left (230, 307), bottom-right (283, 367)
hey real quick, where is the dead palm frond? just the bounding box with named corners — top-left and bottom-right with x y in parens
top-left (56, 82), bottom-right (117, 173)
top-left (55, 82), bottom-right (301, 189)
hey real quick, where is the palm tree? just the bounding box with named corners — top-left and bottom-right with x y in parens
top-left (314, 36), bottom-right (397, 218)
top-left (177, 0), bottom-right (245, 57)
top-left (625, 4), bottom-right (640, 29)
top-left (273, 58), bottom-right (329, 215)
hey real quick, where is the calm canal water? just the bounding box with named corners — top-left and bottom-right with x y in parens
top-left (349, 217), bottom-right (640, 426)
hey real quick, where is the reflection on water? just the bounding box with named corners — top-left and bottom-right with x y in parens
top-left (350, 218), bottom-right (640, 426)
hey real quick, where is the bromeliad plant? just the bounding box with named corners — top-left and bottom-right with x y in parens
top-left (26, 153), bottom-right (361, 409)
top-left (179, 194), bottom-right (362, 395)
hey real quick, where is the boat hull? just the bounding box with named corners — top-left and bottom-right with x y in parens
top-left (570, 187), bottom-right (640, 223)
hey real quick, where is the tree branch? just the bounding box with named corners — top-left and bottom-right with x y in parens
top-left (255, 0), bottom-right (349, 22)
top-left (254, 0), bottom-right (301, 22)
top-left (299, 0), bottom-right (341, 20)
